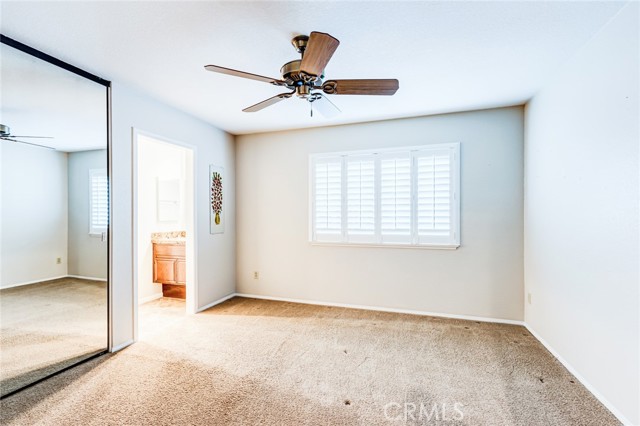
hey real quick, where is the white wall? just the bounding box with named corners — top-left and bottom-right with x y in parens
top-left (110, 83), bottom-right (236, 349)
top-left (68, 149), bottom-right (107, 280)
top-left (236, 106), bottom-right (524, 321)
top-left (137, 136), bottom-right (188, 302)
top-left (524, 3), bottom-right (639, 424)
top-left (0, 142), bottom-right (68, 288)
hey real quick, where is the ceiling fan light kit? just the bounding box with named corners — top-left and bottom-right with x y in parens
top-left (204, 31), bottom-right (399, 117)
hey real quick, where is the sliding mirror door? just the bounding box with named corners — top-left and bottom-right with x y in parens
top-left (0, 37), bottom-right (110, 397)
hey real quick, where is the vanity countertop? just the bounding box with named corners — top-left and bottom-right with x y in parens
top-left (151, 231), bottom-right (186, 245)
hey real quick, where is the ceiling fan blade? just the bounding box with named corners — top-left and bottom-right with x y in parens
top-left (322, 79), bottom-right (399, 95)
top-left (10, 135), bottom-right (54, 139)
top-left (205, 65), bottom-right (286, 86)
top-left (300, 32), bottom-right (340, 78)
top-left (242, 92), bottom-right (294, 113)
top-left (2, 137), bottom-right (55, 149)
top-left (310, 94), bottom-right (341, 118)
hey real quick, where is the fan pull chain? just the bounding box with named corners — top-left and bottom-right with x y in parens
top-left (310, 100), bottom-right (313, 117)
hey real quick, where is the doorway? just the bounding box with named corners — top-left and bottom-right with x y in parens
top-left (132, 129), bottom-right (196, 341)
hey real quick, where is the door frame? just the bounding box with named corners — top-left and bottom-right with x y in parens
top-left (131, 128), bottom-right (198, 341)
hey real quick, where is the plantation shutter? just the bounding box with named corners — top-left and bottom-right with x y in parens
top-left (380, 153), bottom-right (412, 243)
top-left (313, 157), bottom-right (342, 242)
top-left (89, 169), bottom-right (108, 234)
top-left (346, 155), bottom-right (376, 242)
top-left (310, 143), bottom-right (459, 248)
top-left (416, 148), bottom-right (455, 244)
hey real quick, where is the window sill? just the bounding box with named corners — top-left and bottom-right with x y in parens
top-left (309, 242), bottom-right (460, 250)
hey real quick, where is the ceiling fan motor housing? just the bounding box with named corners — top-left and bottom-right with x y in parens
top-left (281, 60), bottom-right (324, 84)
top-left (280, 34), bottom-right (329, 98)
top-left (281, 60), bottom-right (324, 98)
top-left (0, 124), bottom-right (10, 136)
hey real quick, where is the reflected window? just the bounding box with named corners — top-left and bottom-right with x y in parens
top-left (89, 168), bottom-right (108, 235)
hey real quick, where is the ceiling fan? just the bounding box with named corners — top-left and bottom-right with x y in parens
top-left (204, 31), bottom-right (399, 117)
top-left (0, 124), bottom-right (54, 149)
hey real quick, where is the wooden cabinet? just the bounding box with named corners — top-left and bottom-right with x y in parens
top-left (153, 243), bottom-right (186, 299)
top-left (174, 259), bottom-right (186, 285)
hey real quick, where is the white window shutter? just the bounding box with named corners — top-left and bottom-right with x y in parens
top-left (89, 169), bottom-right (109, 234)
top-left (346, 155), bottom-right (376, 242)
top-left (416, 148), bottom-right (456, 245)
top-left (380, 153), bottom-right (412, 243)
top-left (310, 143), bottom-right (459, 248)
top-left (313, 157), bottom-right (342, 242)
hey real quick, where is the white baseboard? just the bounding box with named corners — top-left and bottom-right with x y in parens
top-left (196, 292), bottom-right (237, 313)
top-left (524, 323), bottom-right (633, 426)
top-left (138, 292), bottom-right (163, 305)
top-left (110, 339), bottom-right (134, 353)
top-left (0, 275), bottom-right (69, 290)
top-left (67, 275), bottom-right (107, 282)
top-left (235, 293), bottom-right (524, 325)
top-left (1, 275), bottom-right (108, 290)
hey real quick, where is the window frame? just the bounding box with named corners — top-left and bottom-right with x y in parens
top-left (309, 143), bottom-right (460, 249)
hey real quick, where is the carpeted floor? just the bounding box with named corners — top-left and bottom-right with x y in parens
top-left (0, 278), bottom-right (108, 396)
top-left (0, 297), bottom-right (619, 425)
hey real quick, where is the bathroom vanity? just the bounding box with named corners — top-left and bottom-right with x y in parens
top-left (152, 232), bottom-right (186, 299)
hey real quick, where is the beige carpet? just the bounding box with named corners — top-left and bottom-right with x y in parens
top-left (0, 297), bottom-right (619, 425)
top-left (0, 278), bottom-right (108, 396)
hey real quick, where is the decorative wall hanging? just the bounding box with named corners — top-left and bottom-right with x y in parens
top-left (209, 165), bottom-right (224, 234)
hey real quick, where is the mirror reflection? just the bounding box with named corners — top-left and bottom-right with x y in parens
top-left (0, 41), bottom-right (108, 396)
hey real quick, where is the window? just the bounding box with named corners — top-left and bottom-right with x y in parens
top-left (346, 155), bottom-right (375, 242)
top-left (89, 168), bottom-right (108, 235)
top-left (310, 143), bottom-right (460, 248)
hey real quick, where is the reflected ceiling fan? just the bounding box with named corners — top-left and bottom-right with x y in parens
top-left (204, 31), bottom-right (399, 117)
top-left (0, 124), bottom-right (54, 149)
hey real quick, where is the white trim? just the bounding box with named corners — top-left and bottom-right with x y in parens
top-left (0, 275), bottom-right (68, 290)
top-left (67, 275), bottom-right (107, 282)
top-left (131, 128), bottom-right (140, 343)
top-left (196, 292), bottom-right (236, 313)
top-left (310, 242), bottom-right (459, 250)
top-left (132, 128), bottom-right (199, 344)
top-left (138, 292), bottom-right (163, 305)
top-left (0, 275), bottom-right (106, 290)
top-left (106, 84), bottom-right (113, 353)
top-left (311, 142), bottom-right (460, 159)
top-left (235, 293), bottom-right (523, 325)
top-left (110, 339), bottom-right (134, 353)
top-left (524, 323), bottom-right (634, 426)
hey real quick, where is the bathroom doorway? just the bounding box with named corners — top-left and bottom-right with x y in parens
top-left (132, 129), bottom-right (196, 340)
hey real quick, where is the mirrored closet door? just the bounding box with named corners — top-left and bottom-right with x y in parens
top-left (0, 36), bottom-right (110, 397)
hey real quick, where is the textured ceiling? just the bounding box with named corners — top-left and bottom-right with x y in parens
top-left (0, 1), bottom-right (627, 135)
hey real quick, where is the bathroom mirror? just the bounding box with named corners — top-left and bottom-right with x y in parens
top-left (0, 36), bottom-right (110, 397)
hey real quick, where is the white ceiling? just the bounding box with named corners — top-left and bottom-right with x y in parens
top-left (0, 1), bottom-right (627, 135)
